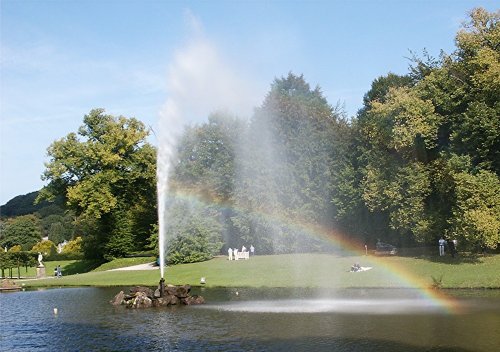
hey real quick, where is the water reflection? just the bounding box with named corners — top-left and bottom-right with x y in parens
top-left (1, 287), bottom-right (499, 351)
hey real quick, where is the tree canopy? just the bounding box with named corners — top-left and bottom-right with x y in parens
top-left (38, 109), bottom-right (157, 259)
top-left (0, 214), bottom-right (42, 250)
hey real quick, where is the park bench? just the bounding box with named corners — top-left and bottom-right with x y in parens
top-left (235, 251), bottom-right (249, 260)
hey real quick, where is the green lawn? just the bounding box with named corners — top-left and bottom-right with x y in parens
top-left (14, 253), bottom-right (500, 289)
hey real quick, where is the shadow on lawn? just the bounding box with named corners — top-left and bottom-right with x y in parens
top-left (415, 253), bottom-right (483, 265)
top-left (396, 247), bottom-right (485, 265)
top-left (63, 260), bottom-right (105, 275)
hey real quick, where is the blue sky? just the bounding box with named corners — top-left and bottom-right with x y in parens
top-left (0, 0), bottom-right (497, 205)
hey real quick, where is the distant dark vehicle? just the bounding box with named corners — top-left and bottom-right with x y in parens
top-left (375, 241), bottom-right (397, 255)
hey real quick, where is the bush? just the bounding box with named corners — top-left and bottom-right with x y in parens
top-left (62, 237), bottom-right (83, 257)
top-left (162, 199), bottom-right (224, 265)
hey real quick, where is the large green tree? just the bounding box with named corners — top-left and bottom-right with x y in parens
top-left (171, 112), bottom-right (245, 203)
top-left (233, 73), bottom-right (350, 253)
top-left (355, 8), bottom-right (499, 250)
top-left (417, 8), bottom-right (500, 172)
top-left (0, 214), bottom-right (42, 250)
top-left (38, 109), bottom-right (157, 259)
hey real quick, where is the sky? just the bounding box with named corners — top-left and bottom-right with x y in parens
top-left (0, 0), bottom-right (497, 205)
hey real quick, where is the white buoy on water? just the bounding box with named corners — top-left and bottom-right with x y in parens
top-left (53, 308), bottom-right (58, 315)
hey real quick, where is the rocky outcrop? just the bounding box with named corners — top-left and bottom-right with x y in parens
top-left (111, 284), bottom-right (204, 309)
top-left (110, 290), bottom-right (125, 305)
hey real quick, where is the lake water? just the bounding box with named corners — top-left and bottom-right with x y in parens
top-left (1, 287), bottom-right (499, 351)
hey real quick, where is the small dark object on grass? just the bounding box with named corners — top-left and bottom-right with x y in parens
top-left (431, 275), bottom-right (443, 289)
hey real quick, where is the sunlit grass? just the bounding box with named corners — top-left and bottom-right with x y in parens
top-left (15, 253), bottom-right (500, 289)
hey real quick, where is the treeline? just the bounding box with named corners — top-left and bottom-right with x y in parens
top-left (0, 192), bottom-right (80, 255)
top-left (3, 8), bottom-right (497, 263)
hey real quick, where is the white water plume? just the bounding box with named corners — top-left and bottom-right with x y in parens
top-left (157, 13), bottom-right (259, 278)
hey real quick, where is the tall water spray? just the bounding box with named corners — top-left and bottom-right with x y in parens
top-left (156, 14), bottom-right (259, 280)
top-left (157, 101), bottom-right (182, 279)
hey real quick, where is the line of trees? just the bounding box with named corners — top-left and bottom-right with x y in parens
top-left (0, 250), bottom-right (35, 279)
top-left (28, 8), bottom-right (499, 262)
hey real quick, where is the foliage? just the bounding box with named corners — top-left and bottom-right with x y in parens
top-left (449, 170), bottom-right (500, 250)
top-left (0, 214), bottom-right (42, 250)
top-left (230, 73), bottom-right (349, 253)
top-left (38, 109), bottom-right (157, 259)
top-left (161, 198), bottom-right (223, 265)
top-left (0, 250), bottom-right (35, 278)
top-left (0, 191), bottom-right (64, 218)
top-left (354, 8), bottom-right (499, 249)
top-left (31, 240), bottom-right (57, 257)
top-left (61, 236), bottom-right (83, 258)
top-left (172, 112), bottom-right (245, 203)
top-left (41, 212), bottom-right (75, 244)
top-left (8, 245), bottom-right (21, 253)
top-left (420, 8), bottom-right (500, 172)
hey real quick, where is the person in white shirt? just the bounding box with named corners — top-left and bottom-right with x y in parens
top-left (438, 237), bottom-right (446, 256)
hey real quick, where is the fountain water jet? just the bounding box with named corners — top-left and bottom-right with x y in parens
top-left (155, 18), bottom-right (258, 286)
top-left (156, 100), bottom-right (182, 280)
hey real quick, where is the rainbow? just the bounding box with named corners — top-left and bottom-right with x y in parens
top-left (165, 185), bottom-right (463, 314)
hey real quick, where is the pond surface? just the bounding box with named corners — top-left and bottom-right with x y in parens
top-left (1, 287), bottom-right (499, 351)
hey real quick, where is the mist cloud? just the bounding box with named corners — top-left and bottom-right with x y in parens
top-left (161, 11), bottom-right (260, 125)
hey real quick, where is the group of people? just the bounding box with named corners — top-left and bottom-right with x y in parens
top-left (53, 265), bottom-right (62, 278)
top-left (228, 245), bottom-right (255, 260)
top-left (439, 237), bottom-right (458, 257)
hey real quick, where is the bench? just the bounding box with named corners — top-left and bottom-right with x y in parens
top-left (235, 251), bottom-right (249, 260)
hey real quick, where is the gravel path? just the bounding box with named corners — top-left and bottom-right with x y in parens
top-left (108, 262), bottom-right (159, 271)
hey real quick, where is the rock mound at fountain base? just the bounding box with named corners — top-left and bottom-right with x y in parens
top-left (110, 284), bottom-right (205, 309)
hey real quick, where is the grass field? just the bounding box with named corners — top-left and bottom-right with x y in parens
top-left (13, 253), bottom-right (500, 289)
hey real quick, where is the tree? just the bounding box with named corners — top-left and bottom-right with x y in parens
top-left (62, 236), bottom-right (83, 258)
top-left (171, 112), bottom-right (245, 203)
top-left (41, 212), bottom-right (75, 244)
top-left (417, 8), bottom-right (500, 172)
top-left (0, 248), bottom-right (32, 279)
top-left (0, 215), bottom-right (42, 250)
top-left (449, 169), bottom-right (500, 250)
top-left (353, 8), bottom-right (500, 249)
top-left (38, 109), bottom-right (157, 259)
top-left (232, 73), bottom-right (350, 253)
top-left (158, 198), bottom-right (223, 264)
top-left (355, 71), bottom-right (435, 245)
top-left (0, 251), bottom-right (15, 278)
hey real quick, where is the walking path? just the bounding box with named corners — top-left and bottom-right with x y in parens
top-left (108, 262), bottom-right (159, 271)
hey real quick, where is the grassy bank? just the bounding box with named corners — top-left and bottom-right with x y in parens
top-left (14, 253), bottom-right (500, 289)
top-left (2, 256), bottom-right (155, 279)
